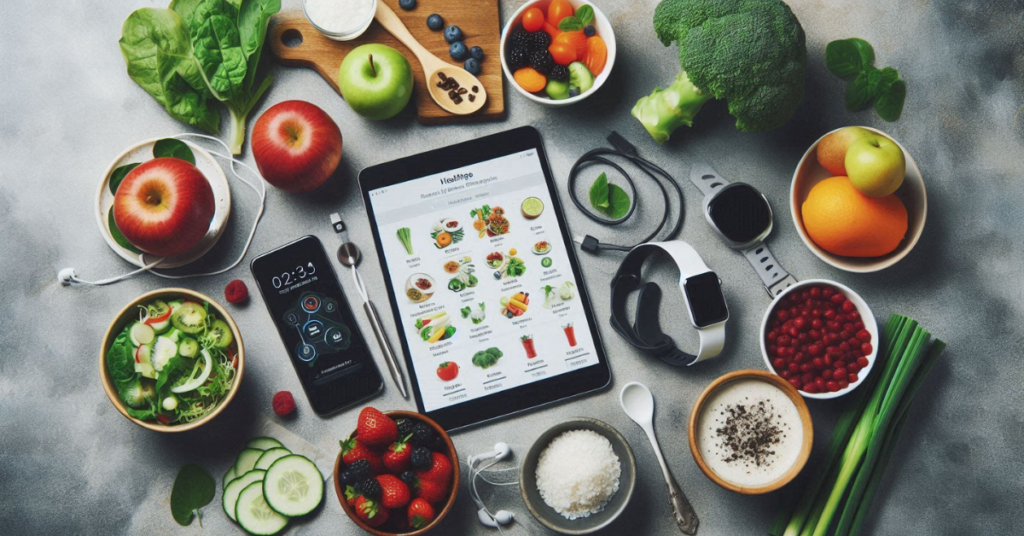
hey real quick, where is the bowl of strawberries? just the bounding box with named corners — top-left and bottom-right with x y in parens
top-left (335, 407), bottom-right (459, 534)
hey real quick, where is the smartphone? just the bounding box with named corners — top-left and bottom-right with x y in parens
top-left (250, 236), bottom-right (383, 415)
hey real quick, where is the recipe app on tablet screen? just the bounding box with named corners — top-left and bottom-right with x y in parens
top-left (368, 149), bottom-right (598, 412)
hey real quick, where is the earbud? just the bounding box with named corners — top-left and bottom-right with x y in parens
top-left (470, 442), bottom-right (511, 465)
top-left (478, 508), bottom-right (514, 527)
top-left (468, 443), bottom-right (519, 531)
top-left (58, 268), bottom-right (78, 286)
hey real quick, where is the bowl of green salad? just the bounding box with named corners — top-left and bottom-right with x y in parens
top-left (100, 288), bottom-right (244, 432)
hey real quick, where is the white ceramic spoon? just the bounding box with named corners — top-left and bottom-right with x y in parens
top-left (620, 382), bottom-right (699, 535)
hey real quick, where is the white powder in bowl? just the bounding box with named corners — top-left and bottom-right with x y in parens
top-left (304, 0), bottom-right (374, 35)
top-left (535, 429), bottom-right (621, 520)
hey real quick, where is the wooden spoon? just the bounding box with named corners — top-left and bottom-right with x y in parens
top-left (374, 1), bottom-right (486, 115)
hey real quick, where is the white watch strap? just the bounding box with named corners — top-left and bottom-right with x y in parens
top-left (689, 163), bottom-right (729, 197)
top-left (695, 324), bottom-right (726, 364)
top-left (650, 241), bottom-right (727, 364)
top-left (743, 243), bottom-right (798, 298)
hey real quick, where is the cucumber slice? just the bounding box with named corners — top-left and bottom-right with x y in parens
top-left (148, 299), bottom-right (171, 318)
top-left (148, 317), bottom-right (171, 334)
top-left (134, 344), bottom-right (157, 379)
top-left (223, 469), bottom-right (265, 522)
top-left (254, 448), bottom-right (291, 471)
top-left (568, 61), bottom-right (595, 93)
top-left (171, 302), bottom-right (207, 334)
top-left (165, 328), bottom-right (182, 343)
top-left (233, 448), bottom-right (264, 477)
top-left (223, 466), bottom-right (237, 490)
top-left (167, 300), bottom-right (184, 313)
top-left (203, 319), bottom-right (234, 349)
top-left (236, 481), bottom-right (288, 536)
top-left (178, 337), bottom-right (199, 358)
top-left (245, 437), bottom-right (285, 451)
top-left (130, 323), bottom-right (155, 346)
top-left (151, 336), bottom-right (178, 372)
top-left (263, 455), bottom-right (324, 517)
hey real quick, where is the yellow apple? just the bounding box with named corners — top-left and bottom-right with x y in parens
top-left (846, 134), bottom-right (906, 197)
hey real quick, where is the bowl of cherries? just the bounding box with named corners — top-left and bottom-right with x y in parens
top-left (760, 280), bottom-right (878, 399)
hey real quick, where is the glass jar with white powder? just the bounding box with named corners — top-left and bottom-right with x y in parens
top-left (304, 0), bottom-right (377, 41)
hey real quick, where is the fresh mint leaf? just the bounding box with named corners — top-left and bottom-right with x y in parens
top-left (589, 172), bottom-right (610, 210)
top-left (825, 40), bottom-right (864, 78)
top-left (108, 163), bottom-right (140, 195)
top-left (558, 16), bottom-right (583, 32)
top-left (109, 207), bottom-right (142, 254)
top-left (604, 183), bottom-right (631, 219)
top-left (153, 138), bottom-right (196, 164)
top-left (170, 463), bottom-right (215, 526)
top-left (875, 79), bottom-right (906, 121)
top-left (876, 66), bottom-right (900, 94)
top-left (575, 5), bottom-right (595, 26)
top-left (845, 66), bottom-right (879, 111)
top-left (847, 38), bottom-right (875, 67)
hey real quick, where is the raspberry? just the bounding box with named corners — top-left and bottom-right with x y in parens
top-left (272, 391), bottom-right (296, 416)
top-left (224, 279), bottom-right (249, 304)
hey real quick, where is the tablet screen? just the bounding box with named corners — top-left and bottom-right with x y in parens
top-left (367, 148), bottom-right (600, 413)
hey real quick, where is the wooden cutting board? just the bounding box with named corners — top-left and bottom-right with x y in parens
top-left (267, 1), bottom-right (505, 124)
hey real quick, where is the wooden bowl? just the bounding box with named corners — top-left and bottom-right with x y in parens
top-left (790, 126), bottom-right (927, 272)
top-left (334, 411), bottom-right (459, 535)
top-left (99, 288), bottom-right (244, 432)
top-left (688, 370), bottom-right (813, 494)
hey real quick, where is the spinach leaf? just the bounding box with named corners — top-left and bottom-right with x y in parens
top-left (589, 172), bottom-right (631, 219)
top-left (589, 172), bottom-right (610, 210)
top-left (108, 163), bottom-right (140, 195)
top-left (106, 332), bottom-right (137, 384)
top-left (109, 207), bottom-right (143, 254)
top-left (875, 79), bottom-right (906, 121)
top-left (153, 138), bottom-right (196, 164)
top-left (238, 0), bottom-right (281, 91)
top-left (190, 1), bottom-right (247, 102)
top-left (119, 8), bottom-right (220, 134)
top-left (170, 464), bottom-right (216, 526)
top-left (126, 401), bottom-right (160, 421)
top-left (156, 356), bottom-right (191, 398)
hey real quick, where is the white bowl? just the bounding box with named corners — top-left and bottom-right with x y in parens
top-left (759, 279), bottom-right (878, 400)
top-left (500, 0), bottom-right (616, 107)
top-left (791, 126), bottom-right (927, 273)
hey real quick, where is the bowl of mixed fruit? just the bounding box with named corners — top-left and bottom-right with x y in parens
top-left (500, 0), bottom-right (615, 106)
top-left (100, 288), bottom-right (243, 432)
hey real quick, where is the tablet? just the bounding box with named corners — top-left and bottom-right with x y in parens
top-left (359, 127), bottom-right (611, 431)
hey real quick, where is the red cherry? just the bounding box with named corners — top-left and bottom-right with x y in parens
top-left (861, 343), bottom-right (873, 355)
top-left (827, 381), bottom-right (840, 392)
top-left (857, 356), bottom-right (870, 368)
top-left (773, 358), bottom-right (786, 369)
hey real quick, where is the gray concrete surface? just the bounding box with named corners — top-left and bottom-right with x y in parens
top-left (2, 0), bottom-right (1022, 534)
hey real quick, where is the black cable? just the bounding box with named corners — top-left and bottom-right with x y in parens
top-left (567, 132), bottom-right (685, 253)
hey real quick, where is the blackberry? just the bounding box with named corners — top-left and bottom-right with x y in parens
top-left (410, 447), bottom-right (433, 470)
top-left (508, 28), bottom-right (531, 50)
top-left (550, 64), bottom-right (569, 82)
top-left (507, 47), bottom-right (530, 70)
top-left (396, 418), bottom-right (414, 439)
top-left (347, 459), bottom-right (372, 482)
top-left (530, 50), bottom-right (554, 75)
top-left (530, 32), bottom-right (551, 51)
top-left (409, 422), bottom-right (439, 449)
top-left (357, 477), bottom-right (381, 500)
top-left (399, 470), bottom-right (419, 488)
top-left (339, 467), bottom-right (357, 486)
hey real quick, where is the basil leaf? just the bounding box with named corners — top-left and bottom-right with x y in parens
top-left (589, 172), bottom-right (610, 210)
top-left (153, 138), bottom-right (196, 164)
top-left (846, 66), bottom-right (879, 110)
top-left (875, 66), bottom-right (899, 94)
top-left (825, 39), bottom-right (864, 78)
top-left (170, 464), bottom-right (216, 526)
top-left (109, 207), bottom-right (143, 254)
top-left (847, 38), bottom-right (875, 67)
top-left (603, 183), bottom-right (631, 219)
top-left (575, 5), bottom-right (594, 26)
top-left (875, 79), bottom-right (906, 121)
top-left (559, 16), bottom-right (584, 32)
top-left (108, 163), bottom-right (140, 195)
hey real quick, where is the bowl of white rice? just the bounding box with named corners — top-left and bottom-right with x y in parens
top-left (519, 418), bottom-right (636, 534)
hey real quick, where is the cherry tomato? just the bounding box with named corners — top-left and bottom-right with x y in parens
top-left (543, 22), bottom-right (561, 40)
top-left (548, 42), bottom-right (576, 65)
top-left (547, 0), bottom-right (574, 27)
top-left (555, 30), bottom-right (588, 59)
top-left (522, 7), bottom-right (545, 33)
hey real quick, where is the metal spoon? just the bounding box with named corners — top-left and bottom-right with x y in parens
top-left (331, 214), bottom-right (408, 399)
top-left (620, 382), bottom-right (699, 535)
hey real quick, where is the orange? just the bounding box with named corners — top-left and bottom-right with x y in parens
top-left (582, 36), bottom-right (608, 76)
top-left (513, 67), bottom-right (547, 93)
top-left (801, 176), bottom-right (908, 257)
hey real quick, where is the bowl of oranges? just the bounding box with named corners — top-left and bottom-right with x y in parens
top-left (500, 0), bottom-right (615, 106)
top-left (791, 127), bottom-right (927, 273)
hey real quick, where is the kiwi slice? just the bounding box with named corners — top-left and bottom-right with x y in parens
top-left (171, 302), bottom-right (207, 334)
top-left (203, 319), bottom-right (234, 349)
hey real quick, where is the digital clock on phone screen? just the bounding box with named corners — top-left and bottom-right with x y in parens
top-left (271, 262), bottom-right (318, 289)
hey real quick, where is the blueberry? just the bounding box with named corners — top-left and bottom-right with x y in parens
top-left (464, 58), bottom-right (481, 75)
top-left (444, 25), bottom-right (463, 44)
top-left (584, 25), bottom-right (596, 37)
top-left (470, 46), bottom-right (484, 61)
top-left (399, 0), bottom-right (416, 10)
top-left (426, 13), bottom-right (443, 31)
top-left (569, 87), bottom-right (580, 97)
top-left (449, 41), bottom-right (468, 61)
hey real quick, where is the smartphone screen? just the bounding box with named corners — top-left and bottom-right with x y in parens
top-left (250, 236), bottom-right (383, 414)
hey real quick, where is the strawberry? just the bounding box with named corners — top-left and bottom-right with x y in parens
top-left (415, 452), bottom-right (452, 486)
top-left (341, 437), bottom-right (385, 474)
top-left (376, 474), bottom-right (411, 509)
top-left (357, 407), bottom-right (398, 447)
top-left (414, 477), bottom-right (449, 504)
top-left (407, 498), bottom-right (436, 529)
top-left (354, 496), bottom-right (389, 527)
top-left (383, 434), bottom-right (414, 474)
top-left (343, 485), bottom-right (360, 507)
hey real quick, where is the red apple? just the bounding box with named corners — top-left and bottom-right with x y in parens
top-left (113, 157), bottom-right (215, 257)
top-left (251, 100), bottom-right (342, 193)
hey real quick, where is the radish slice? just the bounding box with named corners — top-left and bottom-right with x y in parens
top-left (130, 323), bottom-right (155, 346)
top-left (171, 349), bottom-right (213, 394)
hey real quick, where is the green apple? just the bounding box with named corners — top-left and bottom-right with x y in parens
top-left (845, 133), bottom-right (906, 197)
top-left (338, 44), bottom-right (413, 120)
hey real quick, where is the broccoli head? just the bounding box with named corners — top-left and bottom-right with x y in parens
top-left (632, 0), bottom-right (807, 143)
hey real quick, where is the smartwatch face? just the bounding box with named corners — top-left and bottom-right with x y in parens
top-left (707, 183), bottom-right (772, 244)
top-left (683, 271), bottom-right (729, 327)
